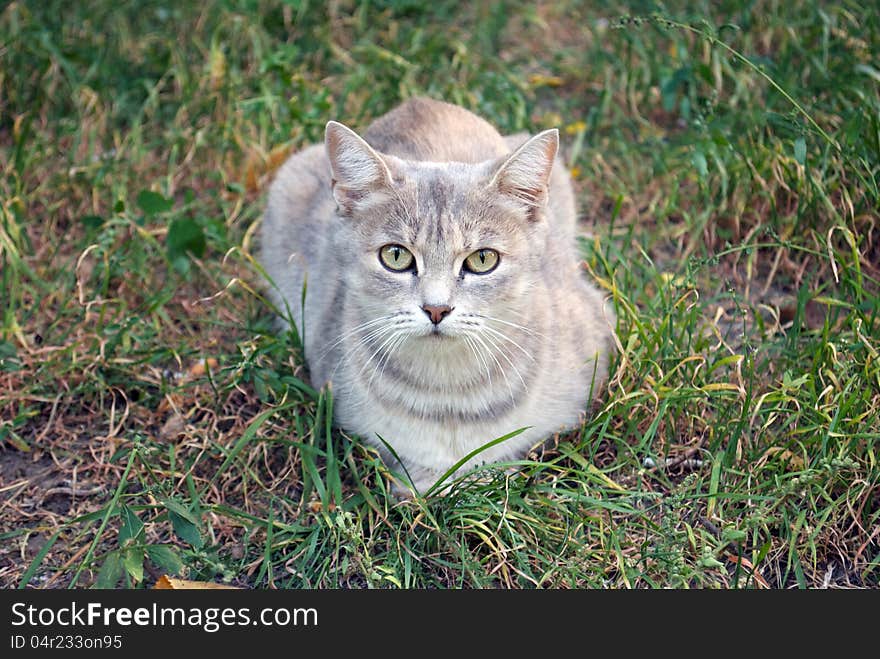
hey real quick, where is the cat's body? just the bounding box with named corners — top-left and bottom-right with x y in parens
top-left (261, 97), bottom-right (614, 493)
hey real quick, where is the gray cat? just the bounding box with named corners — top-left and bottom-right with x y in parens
top-left (261, 97), bottom-right (614, 495)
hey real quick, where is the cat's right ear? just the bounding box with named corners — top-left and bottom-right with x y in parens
top-left (325, 121), bottom-right (393, 216)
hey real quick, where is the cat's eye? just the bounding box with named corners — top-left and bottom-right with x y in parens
top-left (463, 248), bottom-right (500, 274)
top-left (379, 244), bottom-right (415, 272)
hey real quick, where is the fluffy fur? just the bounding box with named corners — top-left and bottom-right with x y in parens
top-left (261, 97), bottom-right (614, 494)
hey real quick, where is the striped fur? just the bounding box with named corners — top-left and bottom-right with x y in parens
top-left (260, 97), bottom-right (614, 494)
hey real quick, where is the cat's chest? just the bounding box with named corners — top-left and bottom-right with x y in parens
top-left (336, 382), bottom-right (544, 461)
top-left (337, 337), bottom-right (534, 416)
top-left (332, 373), bottom-right (582, 474)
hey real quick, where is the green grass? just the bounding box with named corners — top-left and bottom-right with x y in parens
top-left (1, 0), bottom-right (877, 589)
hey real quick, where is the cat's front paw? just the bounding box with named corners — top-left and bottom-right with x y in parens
top-left (389, 467), bottom-right (443, 501)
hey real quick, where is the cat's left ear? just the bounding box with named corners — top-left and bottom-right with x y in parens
top-left (490, 129), bottom-right (558, 218)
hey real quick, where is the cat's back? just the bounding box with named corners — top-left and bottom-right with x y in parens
top-left (364, 97), bottom-right (511, 163)
top-left (260, 142), bottom-right (335, 327)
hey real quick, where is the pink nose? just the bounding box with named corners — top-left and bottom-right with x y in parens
top-left (422, 304), bottom-right (453, 325)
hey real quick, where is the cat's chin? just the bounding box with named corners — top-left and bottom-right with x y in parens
top-left (409, 328), bottom-right (463, 346)
top-left (420, 327), bottom-right (455, 340)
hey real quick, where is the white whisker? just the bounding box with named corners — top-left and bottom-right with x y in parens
top-left (481, 314), bottom-right (543, 338)
top-left (463, 333), bottom-right (492, 386)
top-left (327, 321), bottom-right (398, 382)
top-left (481, 325), bottom-right (536, 362)
top-left (357, 328), bottom-right (403, 381)
top-left (479, 330), bottom-right (527, 392)
top-left (317, 314), bottom-right (401, 360)
top-left (472, 333), bottom-right (514, 401)
top-left (368, 330), bottom-right (410, 394)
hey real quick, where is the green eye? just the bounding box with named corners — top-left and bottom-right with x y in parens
top-left (463, 248), bottom-right (500, 274)
top-left (379, 244), bottom-right (415, 271)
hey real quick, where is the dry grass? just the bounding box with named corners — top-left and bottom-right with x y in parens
top-left (1, 0), bottom-right (877, 589)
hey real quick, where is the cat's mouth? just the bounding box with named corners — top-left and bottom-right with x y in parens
top-left (422, 326), bottom-right (452, 340)
top-left (414, 323), bottom-right (460, 340)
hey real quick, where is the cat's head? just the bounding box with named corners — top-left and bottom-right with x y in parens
top-left (324, 120), bottom-right (559, 341)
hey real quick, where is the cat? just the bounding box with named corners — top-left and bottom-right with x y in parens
top-left (260, 97), bottom-right (615, 496)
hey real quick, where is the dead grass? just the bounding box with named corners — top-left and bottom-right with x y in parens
top-left (1, 0), bottom-right (877, 589)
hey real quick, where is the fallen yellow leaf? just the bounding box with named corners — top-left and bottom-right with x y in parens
top-left (565, 121), bottom-right (587, 135)
top-left (154, 575), bottom-right (240, 590)
top-left (762, 446), bottom-right (805, 470)
top-left (528, 74), bottom-right (564, 87)
top-left (188, 358), bottom-right (218, 377)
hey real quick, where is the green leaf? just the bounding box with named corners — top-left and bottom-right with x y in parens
top-left (698, 553), bottom-right (726, 569)
top-left (0, 340), bottom-right (21, 373)
top-left (721, 527), bottom-right (748, 543)
top-left (253, 373), bottom-right (269, 402)
top-left (161, 499), bottom-right (200, 548)
top-left (162, 498), bottom-right (203, 548)
top-left (136, 189), bottom-right (173, 215)
top-left (146, 545), bottom-right (185, 575)
top-left (0, 340), bottom-right (18, 360)
top-left (118, 505), bottom-right (145, 545)
top-left (794, 137), bottom-right (806, 165)
top-left (679, 96), bottom-right (691, 121)
top-left (168, 510), bottom-right (203, 548)
top-left (782, 371), bottom-right (809, 389)
top-left (1, 427), bottom-right (31, 451)
top-left (81, 214), bottom-right (104, 231)
top-left (162, 497), bottom-right (198, 525)
top-left (122, 547), bottom-right (145, 583)
top-left (711, 130), bottom-right (730, 148)
top-left (660, 76), bottom-right (677, 112)
top-left (707, 452), bottom-right (723, 518)
top-left (692, 150), bottom-right (709, 178)
top-left (95, 551), bottom-right (123, 589)
top-left (167, 218), bottom-right (206, 272)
